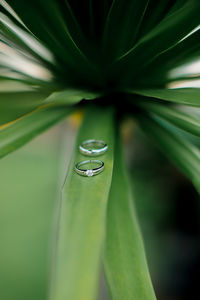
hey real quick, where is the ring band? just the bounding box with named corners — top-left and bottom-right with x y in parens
top-left (74, 160), bottom-right (104, 177)
top-left (79, 139), bottom-right (108, 156)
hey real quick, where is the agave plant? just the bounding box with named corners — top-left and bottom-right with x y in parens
top-left (0, 0), bottom-right (200, 299)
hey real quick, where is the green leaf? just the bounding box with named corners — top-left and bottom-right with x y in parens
top-left (0, 105), bottom-right (72, 159)
top-left (44, 88), bottom-right (99, 106)
top-left (113, 0), bottom-right (200, 83)
top-left (0, 70), bottom-right (53, 88)
top-left (4, 0), bottom-right (101, 87)
top-left (138, 1), bottom-right (176, 38)
top-left (103, 129), bottom-right (156, 300)
top-left (0, 90), bottom-right (48, 125)
top-left (138, 99), bottom-right (200, 136)
top-left (0, 88), bottom-right (98, 158)
top-left (0, 0), bottom-right (29, 30)
top-left (49, 105), bottom-right (115, 300)
top-left (0, 12), bottom-right (54, 65)
top-left (139, 114), bottom-right (200, 193)
top-left (55, 0), bottom-right (91, 59)
top-left (132, 88), bottom-right (200, 106)
top-left (135, 29), bottom-right (200, 86)
top-left (5, 0), bottom-right (92, 71)
top-left (102, 0), bottom-right (150, 60)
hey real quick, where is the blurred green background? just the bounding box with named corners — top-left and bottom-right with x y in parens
top-left (0, 120), bottom-right (75, 300)
top-left (0, 118), bottom-right (199, 300)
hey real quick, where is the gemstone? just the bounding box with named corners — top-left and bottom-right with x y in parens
top-left (86, 169), bottom-right (94, 177)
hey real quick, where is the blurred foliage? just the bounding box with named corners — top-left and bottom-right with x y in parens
top-left (0, 126), bottom-right (60, 300)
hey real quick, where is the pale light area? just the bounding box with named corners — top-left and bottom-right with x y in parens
top-left (167, 57), bottom-right (200, 89)
top-left (169, 59), bottom-right (200, 79)
top-left (0, 68), bottom-right (35, 82)
top-left (0, 42), bottom-right (53, 81)
top-left (180, 105), bottom-right (200, 118)
top-left (0, 80), bottom-right (35, 92)
top-left (167, 79), bottom-right (200, 89)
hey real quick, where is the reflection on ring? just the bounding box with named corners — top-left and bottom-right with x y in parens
top-left (74, 160), bottom-right (104, 177)
top-left (79, 139), bottom-right (108, 156)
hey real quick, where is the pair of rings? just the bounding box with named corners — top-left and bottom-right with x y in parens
top-left (75, 139), bottom-right (107, 177)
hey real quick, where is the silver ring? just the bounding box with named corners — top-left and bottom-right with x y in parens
top-left (74, 160), bottom-right (104, 177)
top-left (79, 139), bottom-right (108, 156)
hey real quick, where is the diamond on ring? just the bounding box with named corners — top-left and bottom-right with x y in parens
top-left (86, 169), bottom-right (94, 177)
top-left (74, 160), bottom-right (104, 177)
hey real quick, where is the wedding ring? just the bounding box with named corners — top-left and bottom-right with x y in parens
top-left (79, 139), bottom-right (108, 156)
top-left (74, 160), bottom-right (104, 177)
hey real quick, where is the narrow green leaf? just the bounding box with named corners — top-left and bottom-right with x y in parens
top-left (49, 105), bottom-right (115, 300)
top-left (0, 12), bottom-right (54, 65)
top-left (0, 68), bottom-right (53, 87)
top-left (6, 0), bottom-right (92, 73)
top-left (44, 88), bottom-right (99, 106)
top-left (0, 80), bottom-right (34, 92)
top-left (65, 0), bottom-right (111, 45)
top-left (114, 0), bottom-right (200, 82)
top-left (0, 88), bottom-right (99, 126)
top-left (103, 129), bottom-right (156, 300)
top-left (56, 0), bottom-right (91, 57)
top-left (136, 29), bottom-right (200, 85)
top-left (138, 1), bottom-right (175, 38)
top-left (132, 88), bottom-right (200, 106)
top-left (0, 106), bottom-right (73, 158)
top-left (102, 0), bottom-right (150, 59)
top-left (139, 114), bottom-right (200, 193)
top-left (138, 100), bottom-right (200, 136)
top-left (0, 0), bottom-right (28, 30)
top-left (0, 88), bottom-right (97, 158)
top-left (0, 90), bottom-right (48, 125)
